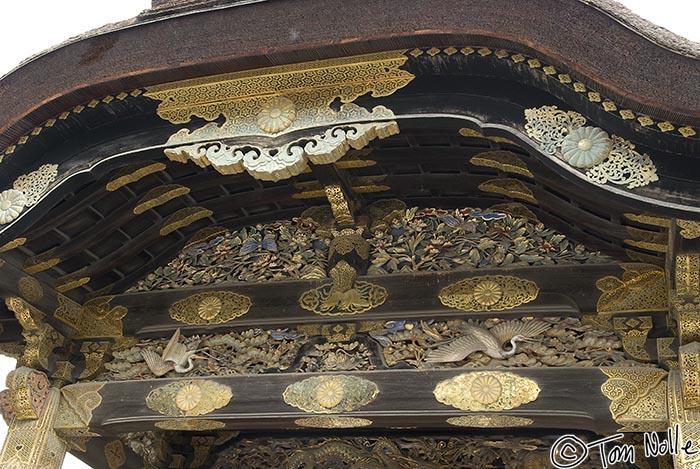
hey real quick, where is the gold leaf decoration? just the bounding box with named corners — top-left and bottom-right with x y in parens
top-left (169, 292), bottom-right (251, 325)
top-left (106, 162), bottom-right (166, 192)
top-left (283, 375), bottom-right (379, 414)
top-left (160, 207), bottom-right (213, 236)
top-left (446, 415), bottom-right (533, 428)
top-left (133, 184), bottom-right (190, 214)
top-left (469, 151), bottom-right (533, 178)
top-left (155, 419), bottom-right (226, 431)
top-left (18, 277), bottom-right (43, 303)
top-left (678, 220), bottom-right (700, 240)
top-left (299, 261), bottom-right (387, 316)
top-left (596, 264), bottom-right (667, 314)
top-left (478, 178), bottom-right (537, 204)
top-left (434, 372), bottom-right (539, 411)
top-left (0, 238), bottom-right (26, 254)
top-left (104, 440), bottom-right (126, 469)
top-left (294, 417), bottom-right (372, 428)
top-left (438, 275), bottom-right (539, 312)
top-left (146, 380), bottom-right (232, 417)
top-left (600, 368), bottom-right (668, 432)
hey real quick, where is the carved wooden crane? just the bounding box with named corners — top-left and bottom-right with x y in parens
top-left (426, 320), bottom-right (551, 362)
top-left (141, 329), bottom-right (202, 376)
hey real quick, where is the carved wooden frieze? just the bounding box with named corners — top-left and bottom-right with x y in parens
top-left (283, 375), bottom-right (379, 414)
top-left (433, 371), bottom-right (540, 411)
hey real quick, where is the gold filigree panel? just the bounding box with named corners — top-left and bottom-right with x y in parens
top-left (155, 419), bottom-right (226, 431)
top-left (54, 382), bottom-right (105, 430)
top-left (146, 380), bottom-right (232, 417)
top-left (145, 51), bottom-right (413, 138)
top-left (294, 416), bottom-right (372, 429)
top-left (669, 371), bottom-right (700, 468)
top-left (596, 264), bottom-right (668, 314)
top-left (169, 291), bottom-right (251, 325)
top-left (469, 151), bottom-right (533, 178)
top-left (680, 342), bottom-right (700, 409)
top-left (283, 375), bottom-right (379, 414)
top-left (678, 220), bottom-right (700, 240)
top-left (433, 372), bottom-right (540, 411)
top-left (613, 316), bottom-right (652, 362)
top-left (438, 275), bottom-right (539, 312)
top-left (478, 178), bottom-right (537, 204)
top-left (104, 440), bottom-right (126, 469)
top-left (600, 368), bottom-right (668, 432)
top-left (676, 254), bottom-right (700, 297)
top-left (446, 415), bottom-right (533, 428)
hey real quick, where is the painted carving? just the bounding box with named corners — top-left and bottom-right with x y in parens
top-left (142, 329), bottom-right (202, 376)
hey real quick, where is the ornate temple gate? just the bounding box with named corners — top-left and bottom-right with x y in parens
top-left (0, 1), bottom-right (698, 467)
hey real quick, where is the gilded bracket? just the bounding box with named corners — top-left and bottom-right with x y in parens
top-left (613, 316), bottom-right (652, 362)
top-left (600, 368), bottom-right (668, 432)
top-left (596, 263), bottom-right (668, 314)
top-left (6, 297), bottom-right (64, 371)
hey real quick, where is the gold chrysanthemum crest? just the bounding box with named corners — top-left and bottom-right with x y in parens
top-left (434, 371), bottom-right (539, 411)
top-left (283, 375), bottom-right (379, 414)
top-left (146, 380), bottom-right (232, 417)
top-left (438, 275), bottom-right (538, 312)
top-left (170, 291), bottom-right (251, 325)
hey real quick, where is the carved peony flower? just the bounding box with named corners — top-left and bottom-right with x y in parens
top-left (470, 375), bottom-right (502, 405)
top-left (315, 379), bottom-right (345, 409)
top-left (560, 126), bottom-right (612, 168)
top-left (0, 189), bottom-right (27, 225)
top-left (197, 296), bottom-right (223, 321)
top-left (176, 384), bottom-right (202, 411)
top-left (256, 97), bottom-right (297, 134)
top-left (473, 280), bottom-right (503, 306)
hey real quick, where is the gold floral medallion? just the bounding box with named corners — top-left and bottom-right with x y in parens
top-left (176, 384), bottom-right (203, 411)
top-left (283, 375), bottom-right (378, 414)
top-left (256, 97), bottom-right (297, 134)
top-left (473, 280), bottom-right (503, 306)
top-left (315, 380), bottom-right (345, 409)
top-left (434, 372), bottom-right (540, 411)
top-left (197, 296), bottom-right (223, 321)
top-left (470, 375), bottom-right (503, 405)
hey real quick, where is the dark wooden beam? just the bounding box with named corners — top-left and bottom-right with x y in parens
top-left (103, 263), bottom-right (645, 337)
top-left (85, 367), bottom-right (625, 435)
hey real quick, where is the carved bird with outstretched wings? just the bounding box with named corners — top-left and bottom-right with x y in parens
top-left (141, 329), bottom-right (202, 376)
top-left (425, 320), bottom-right (551, 363)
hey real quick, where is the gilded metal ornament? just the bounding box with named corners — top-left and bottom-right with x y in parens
top-left (13, 163), bottom-right (59, 206)
top-left (169, 291), bottom-right (251, 325)
top-left (600, 368), bottom-right (668, 432)
top-left (676, 254), bottom-right (700, 297)
top-left (299, 261), bottom-right (387, 316)
top-left (596, 264), bottom-right (667, 313)
top-left (0, 237), bottom-right (26, 253)
top-left (18, 276), bottom-right (43, 303)
top-left (329, 227), bottom-right (369, 259)
top-left (72, 296), bottom-right (128, 339)
top-left (294, 416), bottom-right (372, 429)
top-left (678, 220), bottom-right (700, 240)
top-left (668, 370), bottom-right (700, 468)
top-left (613, 316), bottom-right (652, 362)
top-left (106, 161), bottom-right (166, 191)
top-left (0, 367), bottom-right (50, 422)
top-left (78, 341), bottom-right (110, 379)
top-left (104, 440), bottom-right (126, 469)
top-left (438, 275), bottom-right (539, 312)
top-left (283, 375), bottom-right (379, 414)
top-left (478, 178), bottom-right (537, 204)
top-left (54, 382), bottom-right (105, 433)
top-left (680, 342), bottom-right (700, 409)
top-left (160, 207), bottom-right (213, 236)
top-left (0, 389), bottom-right (67, 468)
top-left (524, 105), bottom-right (658, 188)
top-left (133, 184), bottom-right (190, 214)
top-left (0, 189), bottom-right (27, 224)
top-left (446, 415), bottom-right (534, 428)
top-left (469, 151), bottom-right (533, 178)
top-left (433, 371), bottom-right (540, 411)
top-left (145, 51), bottom-right (413, 138)
top-left (154, 419), bottom-right (226, 431)
top-left (6, 298), bottom-right (64, 371)
top-left (145, 380), bottom-right (232, 417)
top-left (324, 184), bottom-right (354, 226)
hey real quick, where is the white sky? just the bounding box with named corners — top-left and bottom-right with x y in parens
top-left (0, 1), bottom-right (697, 468)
